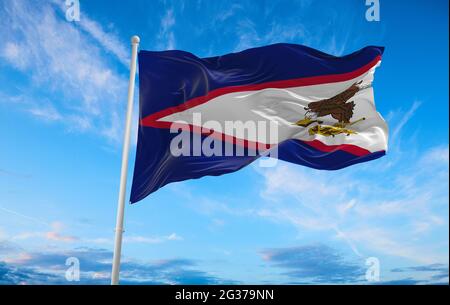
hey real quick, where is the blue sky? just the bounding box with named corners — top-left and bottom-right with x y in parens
top-left (0, 0), bottom-right (448, 284)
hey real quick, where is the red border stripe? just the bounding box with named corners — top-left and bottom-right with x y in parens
top-left (302, 140), bottom-right (371, 157)
top-left (141, 55), bottom-right (381, 127)
top-left (151, 121), bottom-right (372, 157)
top-left (140, 55), bottom-right (382, 157)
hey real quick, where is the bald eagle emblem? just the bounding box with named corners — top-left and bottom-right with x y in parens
top-left (295, 81), bottom-right (368, 137)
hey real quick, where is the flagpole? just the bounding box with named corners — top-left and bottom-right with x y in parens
top-left (111, 35), bottom-right (140, 285)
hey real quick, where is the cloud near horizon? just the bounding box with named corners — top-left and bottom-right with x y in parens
top-left (261, 244), bottom-right (365, 284)
top-left (0, 242), bottom-right (235, 284)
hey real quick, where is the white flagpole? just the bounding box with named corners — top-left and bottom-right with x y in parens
top-left (111, 35), bottom-right (140, 285)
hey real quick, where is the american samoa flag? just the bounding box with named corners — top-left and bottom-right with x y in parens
top-left (130, 43), bottom-right (388, 203)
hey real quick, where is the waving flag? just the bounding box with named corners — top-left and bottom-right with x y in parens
top-left (130, 43), bottom-right (388, 203)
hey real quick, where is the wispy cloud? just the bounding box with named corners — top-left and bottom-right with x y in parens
top-left (48, 0), bottom-right (130, 67)
top-left (124, 232), bottom-right (183, 244)
top-left (342, 227), bottom-right (446, 264)
top-left (0, 0), bottom-right (129, 144)
top-left (0, 200), bottom-right (182, 247)
top-left (11, 221), bottom-right (78, 243)
top-left (1, 42), bottom-right (29, 70)
top-left (391, 100), bottom-right (421, 141)
top-left (420, 146), bottom-right (449, 165)
top-left (157, 9), bottom-right (176, 50)
top-left (28, 102), bottom-right (63, 122)
top-left (228, 0), bottom-right (354, 55)
top-left (214, 3), bottom-right (243, 23)
top-left (78, 17), bottom-right (130, 67)
top-left (0, 206), bottom-right (49, 226)
top-left (254, 119), bottom-right (448, 264)
top-left (233, 19), bottom-right (307, 52)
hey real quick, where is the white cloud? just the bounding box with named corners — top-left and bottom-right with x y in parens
top-left (1, 42), bottom-right (29, 70)
top-left (125, 236), bottom-right (163, 244)
top-left (161, 9), bottom-right (176, 31)
top-left (232, 18), bottom-right (344, 56)
top-left (342, 227), bottom-right (447, 264)
top-left (85, 233), bottom-right (183, 245)
top-left (0, 205), bottom-right (49, 226)
top-left (78, 17), bottom-right (130, 67)
top-left (45, 231), bottom-right (78, 242)
top-left (234, 18), bottom-right (261, 52)
top-left (230, 1), bottom-right (352, 56)
top-left (11, 221), bottom-right (78, 243)
top-left (158, 9), bottom-right (176, 50)
top-left (28, 103), bottom-right (63, 122)
top-left (391, 100), bottom-right (421, 141)
top-left (214, 4), bottom-right (242, 23)
top-left (170, 104), bottom-right (446, 264)
top-left (420, 146), bottom-right (449, 165)
top-left (0, 0), bottom-right (129, 144)
top-left (167, 233), bottom-right (183, 241)
top-left (254, 137), bottom-right (448, 264)
top-left (48, 0), bottom-right (129, 66)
